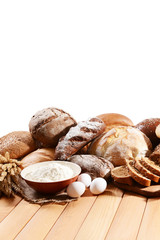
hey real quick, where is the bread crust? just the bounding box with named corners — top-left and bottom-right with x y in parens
top-left (126, 160), bottom-right (151, 187)
top-left (69, 154), bottom-right (114, 179)
top-left (135, 158), bottom-right (159, 182)
top-left (88, 126), bottom-right (152, 167)
top-left (111, 165), bottom-right (133, 186)
top-left (29, 107), bottom-right (77, 147)
top-left (97, 113), bottom-right (133, 133)
top-left (55, 118), bottom-right (105, 160)
top-left (21, 148), bottom-right (55, 169)
top-left (136, 118), bottom-right (160, 148)
top-left (0, 131), bottom-right (37, 159)
top-left (140, 157), bottom-right (160, 176)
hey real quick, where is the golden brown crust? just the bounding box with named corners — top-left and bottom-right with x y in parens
top-left (135, 158), bottom-right (159, 182)
top-left (97, 113), bottom-right (133, 132)
top-left (0, 131), bottom-right (37, 159)
top-left (111, 165), bottom-right (133, 186)
top-left (20, 148), bottom-right (55, 169)
top-left (126, 160), bottom-right (151, 187)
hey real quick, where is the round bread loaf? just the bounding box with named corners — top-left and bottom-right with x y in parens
top-left (21, 148), bottom-right (55, 169)
top-left (29, 107), bottom-right (77, 147)
top-left (0, 131), bottom-right (37, 159)
top-left (88, 126), bottom-right (152, 167)
top-left (135, 118), bottom-right (160, 148)
top-left (97, 113), bottom-right (133, 132)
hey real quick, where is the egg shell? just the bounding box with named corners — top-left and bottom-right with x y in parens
top-left (67, 181), bottom-right (86, 198)
top-left (90, 178), bottom-right (107, 195)
top-left (77, 173), bottom-right (92, 187)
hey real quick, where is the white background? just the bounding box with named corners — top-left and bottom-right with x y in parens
top-left (0, 1), bottom-right (160, 137)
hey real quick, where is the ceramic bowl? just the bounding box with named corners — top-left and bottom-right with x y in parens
top-left (20, 161), bottom-right (81, 194)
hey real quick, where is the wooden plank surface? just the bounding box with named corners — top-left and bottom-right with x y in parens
top-left (0, 183), bottom-right (160, 240)
top-left (105, 192), bottom-right (147, 240)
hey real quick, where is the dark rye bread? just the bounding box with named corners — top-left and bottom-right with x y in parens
top-left (150, 144), bottom-right (160, 163)
top-left (29, 107), bottom-right (77, 147)
top-left (111, 165), bottom-right (133, 186)
top-left (55, 118), bottom-right (105, 160)
top-left (140, 157), bottom-right (160, 176)
top-left (126, 160), bottom-right (151, 187)
top-left (135, 158), bottom-right (159, 183)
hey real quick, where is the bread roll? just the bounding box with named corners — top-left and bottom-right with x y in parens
top-left (29, 107), bottom-right (77, 147)
top-left (136, 118), bottom-right (160, 148)
top-left (88, 126), bottom-right (152, 166)
top-left (97, 113), bottom-right (133, 132)
top-left (0, 131), bottom-right (37, 159)
top-left (21, 148), bottom-right (55, 169)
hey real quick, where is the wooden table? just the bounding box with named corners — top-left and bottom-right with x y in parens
top-left (0, 183), bottom-right (160, 240)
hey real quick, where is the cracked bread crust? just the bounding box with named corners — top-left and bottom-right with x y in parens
top-left (54, 118), bottom-right (105, 160)
top-left (29, 107), bottom-right (77, 147)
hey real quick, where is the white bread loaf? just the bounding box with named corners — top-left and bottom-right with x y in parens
top-left (88, 126), bottom-right (152, 166)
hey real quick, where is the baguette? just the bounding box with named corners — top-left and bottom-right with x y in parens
top-left (126, 160), bottom-right (151, 187)
top-left (55, 118), bottom-right (105, 160)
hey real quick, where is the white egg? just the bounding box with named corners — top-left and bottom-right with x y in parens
top-left (90, 178), bottom-right (107, 195)
top-left (67, 181), bottom-right (86, 198)
top-left (77, 173), bottom-right (92, 187)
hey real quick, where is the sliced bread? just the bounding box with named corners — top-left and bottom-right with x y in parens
top-left (135, 158), bottom-right (159, 183)
top-left (126, 160), bottom-right (151, 187)
top-left (140, 157), bottom-right (160, 176)
top-left (111, 165), bottom-right (133, 186)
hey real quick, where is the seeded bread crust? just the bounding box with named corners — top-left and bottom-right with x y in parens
top-left (111, 165), bottom-right (133, 186)
top-left (140, 157), bottom-right (160, 176)
top-left (135, 158), bottom-right (159, 183)
top-left (126, 160), bottom-right (151, 187)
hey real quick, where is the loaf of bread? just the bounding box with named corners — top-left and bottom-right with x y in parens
top-left (21, 148), bottom-right (55, 169)
top-left (88, 126), bottom-right (152, 166)
top-left (54, 117), bottom-right (105, 160)
top-left (29, 107), bottom-right (77, 147)
top-left (136, 118), bottom-right (160, 148)
top-left (111, 165), bottom-right (133, 186)
top-left (97, 113), bottom-right (133, 133)
top-left (69, 154), bottom-right (114, 180)
top-left (0, 131), bottom-right (37, 159)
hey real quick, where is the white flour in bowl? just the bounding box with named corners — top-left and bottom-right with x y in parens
top-left (24, 162), bottom-right (74, 182)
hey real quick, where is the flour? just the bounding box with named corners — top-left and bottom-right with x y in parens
top-left (24, 162), bottom-right (74, 182)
